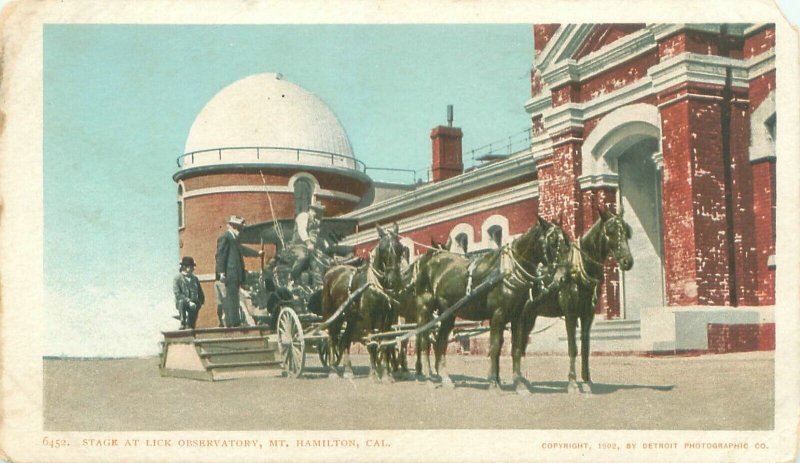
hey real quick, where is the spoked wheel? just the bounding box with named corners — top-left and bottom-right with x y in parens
top-left (277, 307), bottom-right (305, 378)
top-left (317, 338), bottom-right (342, 368)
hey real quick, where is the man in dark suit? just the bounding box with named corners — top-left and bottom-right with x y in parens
top-left (215, 215), bottom-right (264, 327)
top-left (173, 256), bottom-right (205, 330)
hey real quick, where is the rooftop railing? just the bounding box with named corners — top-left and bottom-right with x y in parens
top-left (176, 128), bottom-right (533, 185)
top-left (176, 146), bottom-right (366, 172)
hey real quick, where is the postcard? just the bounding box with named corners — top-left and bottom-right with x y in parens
top-left (1, 1), bottom-right (798, 462)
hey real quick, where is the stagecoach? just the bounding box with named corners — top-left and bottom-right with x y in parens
top-left (161, 208), bottom-right (633, 390)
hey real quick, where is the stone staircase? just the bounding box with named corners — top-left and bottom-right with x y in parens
top-left (558, 319), bottom-right (643, 352)
top-left (160, 326), bottom-right (282, 381)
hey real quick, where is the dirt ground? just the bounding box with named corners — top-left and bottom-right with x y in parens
top-left (44, 351), bottom-right (773, 431)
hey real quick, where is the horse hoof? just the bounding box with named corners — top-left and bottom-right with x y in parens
top-left (327, 372), bottom-right (340, 380)
top-left (515, 384), bottom-right (531, 396)
top-left (580, 382), bottom-right (593, 395)
top-left (441, 378), bottom-right (456, 389)
top-left (567, 381), bottom-right (580, 394)
top-left (343, 371), bottom-right (355, 380)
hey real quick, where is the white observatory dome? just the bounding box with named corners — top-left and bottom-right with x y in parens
top-left (181, 73), bottom-right (358, 170)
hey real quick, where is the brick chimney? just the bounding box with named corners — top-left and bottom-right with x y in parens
top-left (430, 125), bottom-right (463, 182)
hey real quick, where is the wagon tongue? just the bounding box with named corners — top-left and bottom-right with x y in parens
top-left (308, 284), bottom-right (370, 335)
top-left (406, 269), bottom-right (504, 343)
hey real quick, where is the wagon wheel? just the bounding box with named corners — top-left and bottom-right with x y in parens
top-left (277, 307), bottom-right (305, 378)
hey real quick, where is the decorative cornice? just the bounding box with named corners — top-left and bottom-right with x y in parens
top-left (524, 94), bottom-right (552, 115)
top-left (649, 23), bottom-right (726, 41)
top-left (577, 173), bottom-right (619, 190)
top-left (744, 23), bottom-right (770, 36)
top-left (747, 49), bottom-right (775, 79)
top-left (183, 184), bottom-right (361, 203)
top-left (173, 161), bottom-right (372, 185)
top-left (542, 104), bottom-right (585, 134)
top-left (535, 24), bottom-right (574, 72)
top-left (531, 133), bottom-right (554, 161)
top-left (651, 152), bottom-right (664, 170)
top-left (542, 29), bottom-right (657, 89)
top-left (344, 150), bottom-right (537, 226)
top-left (342, 180), bottom-right (539, 246)
top-left (650, 52), bottom-right (749, 94)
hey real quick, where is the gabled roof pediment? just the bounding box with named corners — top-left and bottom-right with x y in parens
top-left (535, 24), bottom-right (648, 76)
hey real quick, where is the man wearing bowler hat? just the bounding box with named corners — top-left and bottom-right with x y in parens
top-left (215, 215), bottom-right (264, 327)
top-left (173, 256), bottom-right (204, 330)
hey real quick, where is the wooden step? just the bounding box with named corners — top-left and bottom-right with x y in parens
top-left (200, 348), bottom-right (276, 358)
top-left (193, 336), bottom-right (270, 344)
top-left (206, 360), bottom-right (282, 369)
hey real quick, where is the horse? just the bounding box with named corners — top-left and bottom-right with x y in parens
top-left (414, 216), bottom-right (570, 393)
top-left (388, 239), bottom-right (451, 380)
top-left (320, 223), bottom-right (406, 382)
top-left (525, 206), bottom-right (633, 394)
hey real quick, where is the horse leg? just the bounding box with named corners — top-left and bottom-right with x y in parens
top-left (435, 317), bottom-right (456, 388)
top-left (399, 339), bottom-right (411, 377)
top-left (565, 314), bottom-right (580, 394)
top-left (580, 308), bottom-right (595, 394)
top-left (367, 342), bottom-right (382, 383)
top-left (341, 324), bottom-right (356, 379)
top-left (327, 322), bottom-right (341, 379)
top-left (416, 307), bottom-right (435, 382)
top-left (511, 317), bottom-right (532, 396)
top-left (487, 310), bottom-right (505, 391)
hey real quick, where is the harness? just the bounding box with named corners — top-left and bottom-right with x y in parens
top-left (363, 248), bottom-right (399, 306)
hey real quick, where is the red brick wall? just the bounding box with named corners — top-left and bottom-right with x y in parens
top-left (178, 168), bottom-right (368, 327)
top-left (534, 24), bottom-right (560, 53)
top-left (181, 169), bottom-right (370, 198)
top-left (658, 30), bottom-right (743, 60)
top-left (728, 94), bottom-right (759, 305)
top-left (659, 98), bottom-right (698, 305)
top-left (744, 25), bottom-right (775, 59)
top-left (573, 24), bottom-right (646, 60)
top-left (538, 134), bottom-right (582, 239)
top-left (358, 175), bottom-right (536, 229)
top-left (707, 323), bottom-right (775, 353)
top-left (749, 70), bottom-right (776, 113)
top-left (431, 126), bottom-right (464, 182)
top-left (751, 159), bottom-right (776, 304)
top-left (354, 199), bottom-right (538, 257)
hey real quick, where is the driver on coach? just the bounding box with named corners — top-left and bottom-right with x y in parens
top-left (290, 201), bottom-right (325, 283)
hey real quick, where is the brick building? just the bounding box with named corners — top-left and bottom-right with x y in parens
top-left (175, 24), bottom-right (776, 353)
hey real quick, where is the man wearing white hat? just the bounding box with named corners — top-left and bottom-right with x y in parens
top-left (215, 215), bottom-right (264, 327)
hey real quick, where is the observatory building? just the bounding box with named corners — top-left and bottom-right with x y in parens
top-left (175, 23), bottom-right (776, 354)
top-left (174, 73), bottom-right (371, 328)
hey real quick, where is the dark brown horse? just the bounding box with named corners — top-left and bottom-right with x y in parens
top-left (525, 206), bottom-right (633, 394)
top-left (321, 223), bottom-right (406, 381)
top-left (389, 240), bottom-right (451, 379)
top-left (415, 217), bottom-right (569, 393)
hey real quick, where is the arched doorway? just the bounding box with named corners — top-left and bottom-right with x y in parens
top-left (580, 103), bottom-right (664, 319)
top-left (616, 139), bottom-right (664, 318)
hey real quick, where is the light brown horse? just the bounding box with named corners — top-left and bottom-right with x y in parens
top-left (321, 223), bottom-right (406, 381)
top-left (414, 217), bottom-right (569, 393)
top-left (525, 206), bottom-right (633, 394)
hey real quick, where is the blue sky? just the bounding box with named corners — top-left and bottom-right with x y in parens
top-left (43, 25), bottom-right (533, 356)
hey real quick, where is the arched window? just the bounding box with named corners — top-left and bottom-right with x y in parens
top-left (454, 233), bottom-right (469, 254)
top-left (294, 178), bottom-right (313, 214)
top-left (487, 225), bottom-right (503, 248)
top-left (177, 183), bottom-right (184, 229)
top-left (765, 113), bottom-right (776, 143)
